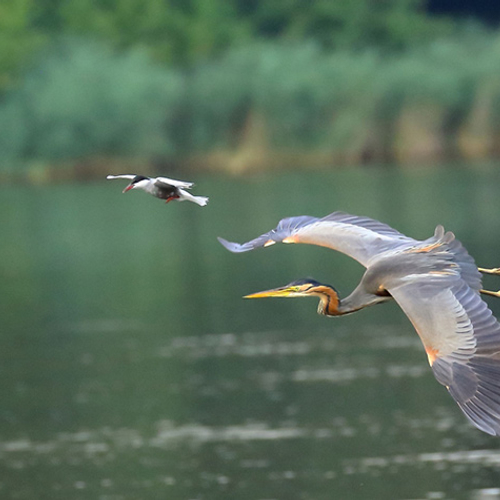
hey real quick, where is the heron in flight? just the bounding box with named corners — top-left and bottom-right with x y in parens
top-left (218, 212), bottom-right (500, 436)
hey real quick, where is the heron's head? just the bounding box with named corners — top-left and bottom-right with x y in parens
top-left (123, 175), bottom-right (149, 193)
top-left (244, 278), bottom-right (340, 316)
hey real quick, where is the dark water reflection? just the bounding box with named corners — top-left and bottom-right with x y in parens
top-left (2, 167), bottom-right (500, 499)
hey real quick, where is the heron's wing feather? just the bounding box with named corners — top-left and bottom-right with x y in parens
top-left (401, 226), bottom-right (482, 291)
top-left (441, 232), bottom-right (482, 291)
top-left (218, 215), bottom-right (317, 253)
top-left (106, 174), bottom-right (136, 180)
top-left (155, 177), bottom-right (193, 189)
top-left (218, 211), bottom-right (416, 267)
top-left (389, 278), bottom-right (500, 435)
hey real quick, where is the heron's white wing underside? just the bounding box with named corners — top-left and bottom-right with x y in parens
top-left (106, 174), bottom-right (136, 180)
top-left (155, 176), bottom-right (193, 189)
top-left (219, 212), bottom-right (417, 267)
top-left (389, 277), bottom-right (500, 435)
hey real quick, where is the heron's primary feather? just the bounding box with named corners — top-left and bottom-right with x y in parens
top-left (390, 278), bottom-right (500, 435)
top-left (219, 211), bottom-right (417, 267)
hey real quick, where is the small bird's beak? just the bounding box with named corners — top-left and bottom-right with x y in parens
top-left (244, 286), bottom-right (298, 299)
top-left (122, 184), bottom-right (134, 193)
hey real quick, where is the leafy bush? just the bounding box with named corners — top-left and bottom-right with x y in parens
top-left (5, 29), bottom-right (500, 171)
top-left (0, 38), bottom-right (183, 167)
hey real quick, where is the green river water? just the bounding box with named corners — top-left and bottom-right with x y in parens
top-left (2, 166), bottom-right (500, 499)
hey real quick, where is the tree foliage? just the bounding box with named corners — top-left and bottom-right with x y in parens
top-left (0, 0), bottom-right (498, 170)
top-left (0, 0), bottom-right (45, 89)
top-left (0, 39), bottom-right (183, 166)
top-left (240, 0), bottom-right (452, 50)
top-left (10, 0), bottom-right (454, 72)
top-left (4, 31), bottom-right (500, 167)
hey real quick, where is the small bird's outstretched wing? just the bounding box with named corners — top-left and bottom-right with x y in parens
top-left (155, 177), bottom-right (194, 189)
top-left (177, 189), bottom-right (209, 206)
top-left (389, 276), bottom-right (500, 435)
top-left (107, 174), bottom-right (136, 180)
top-left (218, 212), bottom-right (417, 267)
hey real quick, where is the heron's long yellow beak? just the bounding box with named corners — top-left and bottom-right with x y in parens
top-left (244, 286), bottom-right (298, 299)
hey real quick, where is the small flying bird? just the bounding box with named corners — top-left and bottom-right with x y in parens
top-left (106, 174), bottom-right (209, 206)
top-left (219, 211), bottom-right (500, 436)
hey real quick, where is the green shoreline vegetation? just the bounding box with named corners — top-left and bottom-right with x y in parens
top-left (1, 1), bottom-right (500, 179)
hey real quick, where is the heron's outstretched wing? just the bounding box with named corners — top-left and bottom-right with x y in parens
top-left (155, 177), bottom-right (193, 189)
top-left (218, 212), bottom-right (417, 267)
top-left (389, 277), bottom-right (500, 435)
top-left (106, 174), bottom-right (136, 180)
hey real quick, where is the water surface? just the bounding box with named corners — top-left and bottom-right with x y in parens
top-left (2, 166), bottom-right (500, 499)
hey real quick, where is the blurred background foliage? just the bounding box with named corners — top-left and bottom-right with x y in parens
top-left (1, 0), bottom-right (500, 176)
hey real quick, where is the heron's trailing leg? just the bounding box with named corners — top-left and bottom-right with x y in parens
top-left (479, 267), bottom-right (500, 275)
top-left (479, 268), bottom-right (500, 297)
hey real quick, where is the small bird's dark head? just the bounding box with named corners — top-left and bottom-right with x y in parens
top-left (123, 175), bottom-right (149, 193)
top-left (244, 278), bottom-right (340, 316)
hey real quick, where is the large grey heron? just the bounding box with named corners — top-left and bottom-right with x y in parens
top-left (218, 211), bottom-right (500, 436)
top-left (107, 174), bottom-right (209, 206)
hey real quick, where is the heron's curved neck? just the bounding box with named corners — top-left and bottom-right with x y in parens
top-left (317, 286), bottom-right (386, 317)
top-left (313, 286), bottom-right (344, 316)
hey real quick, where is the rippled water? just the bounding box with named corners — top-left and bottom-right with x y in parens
top-left (2, 167), bottom-right (500, 499)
